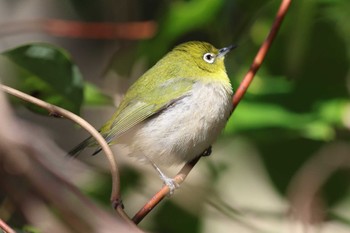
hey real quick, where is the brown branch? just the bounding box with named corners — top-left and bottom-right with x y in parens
top-left (131, 0), bottom-right (292, 224)
top-left (0, 84), bottom-right (122, 206)
top-left (0, 19), bottom-right (157, 40)
top-left (232, 0), bottom-right (292, 109)
top-left (0, 218), bottom-right (16, 233)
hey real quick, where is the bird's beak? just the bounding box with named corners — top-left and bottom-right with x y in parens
top-left (217, 44), bottom-right (237, 58)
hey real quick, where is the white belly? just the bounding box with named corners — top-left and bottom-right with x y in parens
top-left (120, 81), bottom-right (232, 166)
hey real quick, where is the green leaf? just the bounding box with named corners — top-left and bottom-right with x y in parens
top-left (245, 73), bottom-right (294, 95)
top-left (316, 99), bottom-right (350, 126)
top-left (226, 102), bottom-right (311, 131)
top-left (22, 225), bottom-right (41, 233)
top-left (2, 43), bottom-right (84, 114)
top-left (225, 101), bottom-right (336, 141)
top-left (164, 0), bottom-right (224, 39)
top-left (140, 0), bottom-right (225, 63)
top-left (84, 82), bottom-right (113, 106)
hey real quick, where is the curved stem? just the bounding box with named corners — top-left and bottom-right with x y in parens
top-left (0, 84), bottom-right (121, 205)
top-left (0, 218), bottom-right (16, 233)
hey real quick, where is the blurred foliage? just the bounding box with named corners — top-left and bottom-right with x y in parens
top-left (1, 43), bottom-right (111, 114)
top-left (21, 225), bottom-right (41, 233)
top-left (153, 201), bottom-right (200, 233)
top-left (1, 43), bottom-right (84, 114)
top-left (84, 81), bottom-right (113, 106)
top-left (1, 0), bottom-right (350, 232)
top-left (139, 0), bottom-right (226, 63)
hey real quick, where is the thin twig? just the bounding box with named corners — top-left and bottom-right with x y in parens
top-left (132, 0), bottom-right (292, 224)
top-left (0, 84), bottom-right (121, 205)
top-left (0, 19), bottom-right (156, 40)
top-left (232, 0), bottom-right (292, 110)
top-left (0, 218), bottom-right (16, 233)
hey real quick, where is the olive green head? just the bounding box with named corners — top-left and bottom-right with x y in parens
top-left (115, 41), bottom-right (235, 109)
top-left (165, 41), bottom-right (235, 78)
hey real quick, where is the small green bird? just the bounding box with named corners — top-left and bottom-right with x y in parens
top-left (69, 41), bottom-right (234, 190)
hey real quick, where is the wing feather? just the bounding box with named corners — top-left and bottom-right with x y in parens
top-left (101, 77), bottom-right (195, 144)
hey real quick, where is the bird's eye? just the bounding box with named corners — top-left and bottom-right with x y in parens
top-left (203, 53), bottom-right (215, 64)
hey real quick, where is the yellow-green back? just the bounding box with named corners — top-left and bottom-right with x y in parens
top-left (100, 41), bottom-right (230, 142)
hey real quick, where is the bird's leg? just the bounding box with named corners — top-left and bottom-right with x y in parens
top-left (144, 155), bottom-right (179, 195)
top-left (152, 163), bottom-right (179, 195)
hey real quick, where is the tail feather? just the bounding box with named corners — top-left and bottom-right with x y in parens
top-left (68, 136), bottom-right (94, 158)
top-left (68, 130), bottom-right (112, 157)
top-left (92, 147), bottom-right (103, 155)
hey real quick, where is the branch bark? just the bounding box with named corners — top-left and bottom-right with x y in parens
top-left (0, 218), bottom-right (16, 233)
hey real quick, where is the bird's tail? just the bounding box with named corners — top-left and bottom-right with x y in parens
top-left (68, 136), bottom-right (94, 158)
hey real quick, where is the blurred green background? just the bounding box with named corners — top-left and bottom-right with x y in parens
top-left (0, 0), bottom-right (350, 232)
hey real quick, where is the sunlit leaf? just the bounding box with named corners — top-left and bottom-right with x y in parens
top-left (316, 99), bottom-right (350, 126)
top-left (2, 43), bottom-right (84, 114)
top-left (140, 0), bottom-right (225, 62)
top-left (226, 99), bottom-right (350, 140)
top-left (84, 82), bottom-right (113, 106)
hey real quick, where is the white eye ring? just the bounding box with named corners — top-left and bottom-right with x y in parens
top-left (203, 53), bottom-right (215, 64)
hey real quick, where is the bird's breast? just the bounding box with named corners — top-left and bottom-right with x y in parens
top-left (125, 81), bottom-right (233, 166)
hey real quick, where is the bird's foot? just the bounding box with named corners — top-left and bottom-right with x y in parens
top-left (144, 155), bottom-right (180, 195)
top-left (161, 176), bottom-right (179, 196)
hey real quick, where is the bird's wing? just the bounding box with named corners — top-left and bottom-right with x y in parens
top-left (101, 77), bottom-right (195, 144)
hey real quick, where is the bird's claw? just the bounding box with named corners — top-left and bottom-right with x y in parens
top-left (162, 177), bottom-right (179, 196)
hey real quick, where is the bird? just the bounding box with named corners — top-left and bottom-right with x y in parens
top-left (69, 41), bottom-right (234, 192)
